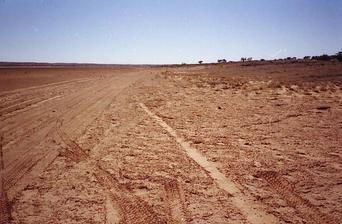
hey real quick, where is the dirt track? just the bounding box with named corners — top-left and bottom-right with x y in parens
top-left (0, 62), bottom-right (341, 223)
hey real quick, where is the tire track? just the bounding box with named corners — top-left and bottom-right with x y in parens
top-left (139, 102), bottom-right (278, 224)
top-left (2, 74), bottom-right (140, 201)
top-left (56, 119), bottom-right (88, 163)
top-left (256, 171), bottom-right (337, 224)
top-left (0, 75), bottom-right (116, 151)
top-left (95, 165), bottom-right (167, 224)
top-left (2, 79), bottom-right (113, 199)
top-left (2, 76), bottom-right (115, 163)
top-left (3, 126), bottom-right (58, 199)
top-left (0, 135), bottom-right (11, 224)
top-left (0, 77), bottom-right (109, 133)
top-left (0, 77), bottom-right (93, 121)
top-left (0, 78), bottom-right (93, 115)
top-left (163, 179), bottom-right (188, 224)
top-left (7, 149), bottom-right (59, 200)
top-left (56, 121), bottom-right (167, 224)
top-left (3, 154), bottom-right (38, 190)
top-left (105, 194), bottom-right (121, 224)
top-left (4, 71), bottom-right (156, 222)
top-left (4, 125), bottom-right (56, 178)
top-left (0, 77), bottom-right (94, 97)
top-left (0, 95), bottom-right (62, 117)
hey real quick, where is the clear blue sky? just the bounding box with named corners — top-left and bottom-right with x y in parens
top-left (0, 0), bottom-right (341, 64)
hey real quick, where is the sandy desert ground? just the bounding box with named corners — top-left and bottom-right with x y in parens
top-left (0, 61), bottom-right (341, 223)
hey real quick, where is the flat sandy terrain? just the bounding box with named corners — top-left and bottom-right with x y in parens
top-left (0, 61), bottom-right (341, 223)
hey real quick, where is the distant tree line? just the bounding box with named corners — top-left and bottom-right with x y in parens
top-left (262, 51), bottom-right (342, 62)
top-left (194, 51), bottom-right (342, 65)
top-left (309, 52), bottom-right (342, 61)
top-left (241, 57), bottom-right (253, 62)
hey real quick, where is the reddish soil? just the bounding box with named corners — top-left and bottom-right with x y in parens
top-left (0, 61), bottom-right (341, 223)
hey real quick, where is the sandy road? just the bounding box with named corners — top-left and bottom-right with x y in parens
top-left (2, 62), bottom-right (341, 223)
top-left (2, 68), bottom-right (254, 223)
top-left (0, 69), bottom-right (151, 208)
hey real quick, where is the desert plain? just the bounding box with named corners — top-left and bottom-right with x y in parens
top-left (0, 61), bottom-right (341, 223)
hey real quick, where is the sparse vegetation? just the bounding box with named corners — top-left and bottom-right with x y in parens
top-left (304, 52), bottom-right (342, 62)
top-left (217, 59), bottom-right (227, 63)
